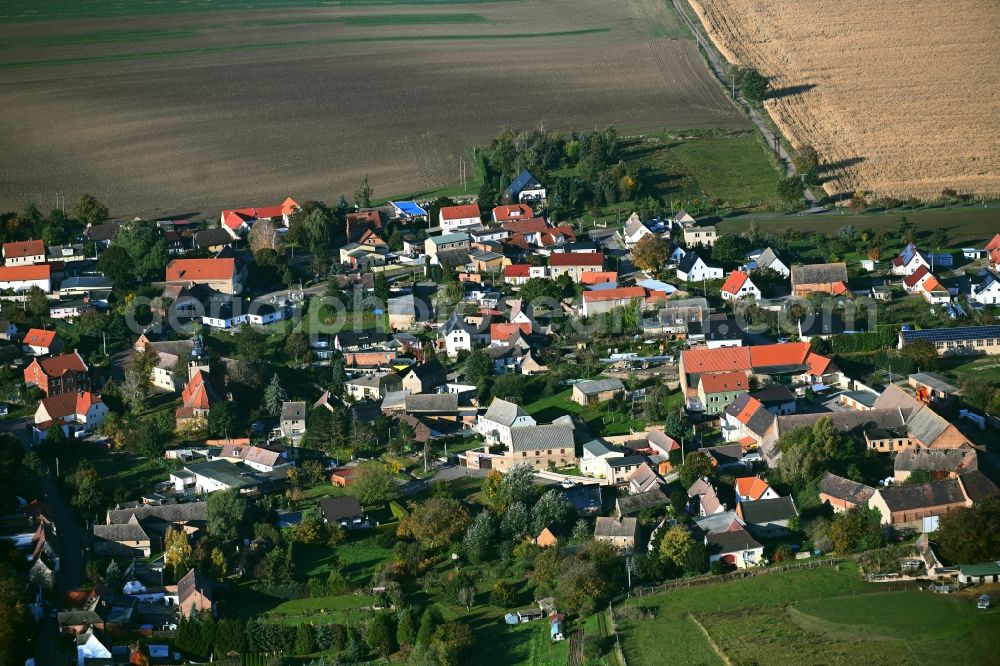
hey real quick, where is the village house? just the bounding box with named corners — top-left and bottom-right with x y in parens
top-left (504, 170), bottom-right (546, 203)
top-left (683, 226), bottom-right (717, 248)
top-left (220, 197), bottom-right (299, 237)
top-left (676, 252), bottom-right (723, 282)
top-left (345, 373), bottom-right (402, 401)
top-left (745, 247), bottom-right (790, 277)
top-left (720, 271), bottom-right (761, 301)
top-left (92, 517), bottom-right (152, 559)
top-left (216, 443), bottom-right (289, 473)
top-left (193, 228), bottom-right (237, 253)
top-left (173, 459), bottom-right (270, 495)
top-left (817, 473), bottom-right (876, 513)
top-left (971, 269), bottom-right (1000, 305)
top-left (622, 213), bottom-right (654, 246)
top-left (424, 233), bottom-right (471, 264)
top-left (400, 359), bottom-right (447, 394)
top-left (893, 448), bottom-right (978, 483)
top-left (165, 258), bottom-right (246, 295)
top-left (891, 243), bottom-right (932, 276)
top-left (438, 204), bottom-right (482, 234)
top-left (688, 478), bottom-right (727, 517)
top-left (580, 439), bottom-right (625, 478)
top-left (477, 397), bottom-right (537, 445)
top-left (32, 390), bottom-right (108, 441)
top-left (279, 401), bottom-right (307, 440)
top-left (736, 496), bottom-right (798, 537)
top-left (548, 252), bottom-right (605, 283)
top-left (706, 528), bottom-right (764, 569)
top-left (176, 568), bottom-right (215, 618)
top-left (899, 325), bottom-right (1000, 356)
top-left (472, 423), bottom-right (576, 472)
top-left (94, 501), bottom-right (207, 558)
top-left (492, 203), bottom-right (533, 224)
top-left (790, 262), bottom-right (849, 296)
top-left (345, 210), bottom-right (382, 242)
top-left (722, 394), bottom-right (776, 445)
top-left (319, 496), bottom-right (366, 528)
top-left (593, 516), bottom-right (639, 551)
top-left (571, 378), bottom-right (625, 406)
top-left (695, 371), bottom-right (749, 415)
top-left (3, 239), bottom-right (46, 266)
top-left (867, 472), bottom-right (999, 528)
top-left (581, 286), bottom-right (649, 317)
top-left (23, 351), bottom-right (89, 397)
top-left (0, 264), bottom-right (52, 293)
top-left (734, 476), bottom-right (779, 503)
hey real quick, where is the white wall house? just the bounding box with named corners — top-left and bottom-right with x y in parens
top-left (580, 439), bottom-right (625, 478)
top-left (439, 204), bottom-right (481, 234)
top-left (676, 253), bottom-right (723, 282)
top-left (622, 213), bottom-right (654, 246)
top-left (477, 398), bottom-right (536, 445)
top-left (720, 271), bottom-right (761, 301)
top-left (0, 264), bottom-right (51, 293)
top-left (971, 270), bottom-right (1000, 305)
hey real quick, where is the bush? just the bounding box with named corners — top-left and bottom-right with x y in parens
top-left (710, 560), bottom-right (728, 576)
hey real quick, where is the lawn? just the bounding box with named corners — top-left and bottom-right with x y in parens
top-left (668, 132), bottom-right (784, 210)
top-left (523, 388), bottom-right (644, 437)
top-left (619, 562), bottom-right (1000, 666)
top-left (720, 205), bottom-right (1000, 248)
top-left (87, 449), bottom-right (179, 507)
top-left (264, 593), bottom-right (376, 626)
top-left (704, 591), bottom-right (1000, 665)
top-left (472, 618), bottom-right (569, 666)
top-left (295, 526), bottom-right (397, 581)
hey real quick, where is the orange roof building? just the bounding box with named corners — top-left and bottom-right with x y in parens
top-left (734, 476), bottom-right (778, 502)
top-left (165, 258), bottom-right (244, 295)
top-left (3, 239), bottom-right (46, 264)
top-left (23, 328), bottom-right (60, 353)
top-left (493, 203), bottom-right (533, 223)
top-left (681, 342), bottom-right (829, 394)
top-left (0, 264), bottom-right (51, 291)
top-left (175, 370), bottom-right (216, 425)
top-left (221, 197), bottom-right (299, 233)
top-left (720, 271), bottom-right (760, 300)
top-left (23, 351), bottom-right (90, 396)
top-left (535, 527), bottom-right (559, 548)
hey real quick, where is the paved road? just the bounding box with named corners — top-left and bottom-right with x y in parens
top-left (670, 0), bottom-right (822, 212)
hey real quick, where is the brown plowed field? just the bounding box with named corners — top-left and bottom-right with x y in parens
top-left (687, 0), bottom-right (1000, 201)
top-left (0, 0), bottom-right (745, 219)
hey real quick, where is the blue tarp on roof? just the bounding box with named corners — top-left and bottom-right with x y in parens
top-left (392, 201), bottom-right (427, 217)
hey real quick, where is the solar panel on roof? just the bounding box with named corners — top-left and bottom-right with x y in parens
top-left (902, 325), bottom-right (1000, 342)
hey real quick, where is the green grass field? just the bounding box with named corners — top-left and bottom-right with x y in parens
top-left (719, 205), bottom-right (1000, 248)
top-left (668, 132), bottom-right (784, 210)
top-left (0, 0), bottom-right (513, 22)
top-left (523, 388), bottom-right (644, 436)
top-left (617, 564), bottom-right (1000, 666)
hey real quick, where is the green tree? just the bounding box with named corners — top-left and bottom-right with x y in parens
top-left (659, 525), bottom-right (695, 568)
top-left (398, 497), bottom-right (470, 551)
top-left (556, 558), bottom-right (606, 616)
top-left (164, 526), bottom-right (192, 578)
top-left (464, 349), bottom-right (492, 386)
top-left (631, 233), bottom-right (671, 273)
top-left (70, 461), bottom-right (104, 515)
top-left (462, 510), bottom-right (496, 563)
top-left (235, 324), bottom-right (267, 361)
top-left (678, 451), bottom-right (714, 488)
top-left (396, 608), bottom-right (417, 649)
top-left (373, 271), bottom-right (390, 308)
top-left (777, 176), bottom-right (805, 205)
top-left (484, 463), bottom-right (538, 513)
top-left (25, 287), bottom-right (49, 320)
top-left (352, 461), bottom-right (397, 505)
top-left (829, 506), bottom-right (885, 553)
top-left (355, 176), bottom-right (374, 209)
top-left (114, 220), bottom-right (167, 280)
top-left (777, 417), bottom-right (856, 490)
top-left (531, 489), bottom-right (570, 535)
top-left (284, 331), bottom-right (308, 363)
top-left (295, 623), bottom-right (317, 655)
top-left (936, 495), bottom-right (1000, 564)
top-left (431, 621), bottom-right (476, 666)
top-left (710, 233), bottom-right (751, 263)
top-left (74, 193), bottom-right (109, 224)
top-left (415, 609), bottom-right (438, 647)
top-left (206, 489), bottom-right (247, 545)
top-left (518, 277), bottom-right (562, 305)
top-left (900, 339), bottom-right (938, 371)
top-left (96, 245), bottom-right (134, 292)
top-left (207, 401), bottom-right (240, 439)
top-left (500, 501), bottom-right (531, 541)
top-left (792, 145), bottom-right (820, 174)
top-left (367, 611), bottom-right (396, 656)
top-left (737, 67), bottom-right (769, 102)
top-left (263, 373), bottom-right (287, 417)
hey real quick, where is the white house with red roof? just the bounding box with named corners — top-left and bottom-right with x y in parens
top-left (32, 391), bottom-right (107, 441)
top-left (492, 204), bottom-right (533, 224)
top-left (22, 328), bottom-right (62, 356)
top-left (902, 265), bottom-right (934, 293)
top-left (0, 264), bottom-right (51, 293)
top-left (720, 271), bottom-right (760, 301)
top-left (3, 240), bottom-right (46, 266)
top-left (220, 197), bottom-right (299, 238)
top-left (438, 204), bottom-right (481, 234)
top-left (734, 476), bottom-right (779, 503)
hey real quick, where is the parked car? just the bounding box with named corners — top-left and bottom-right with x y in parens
top-left (978, 594), bottom-right (991, 610)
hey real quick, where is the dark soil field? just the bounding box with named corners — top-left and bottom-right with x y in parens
top-left (0, 0), bottom-right (745, 219)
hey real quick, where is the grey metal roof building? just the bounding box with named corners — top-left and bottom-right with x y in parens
top-left (573, 378), bottom-right (625, 396)
top-left (899, 325), bottom-right (1000, 344)
top-left (482, 397), bottom-right (529, 428)
top-left (509, 424), bottom-right (574, 452)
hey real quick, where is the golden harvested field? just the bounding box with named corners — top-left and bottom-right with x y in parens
top-left (687, 0), bottom-right (1000, 201)
top-left (0, 0), bottom-right (745, 218)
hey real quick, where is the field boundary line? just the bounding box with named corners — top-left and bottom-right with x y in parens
top-left (688, 614), bottom-right (732, 666)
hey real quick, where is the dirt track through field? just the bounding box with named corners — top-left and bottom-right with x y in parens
top-left (687, 0), bottom-right (1000, 201)
top-left (0, 0), bottom-right (745, 218)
